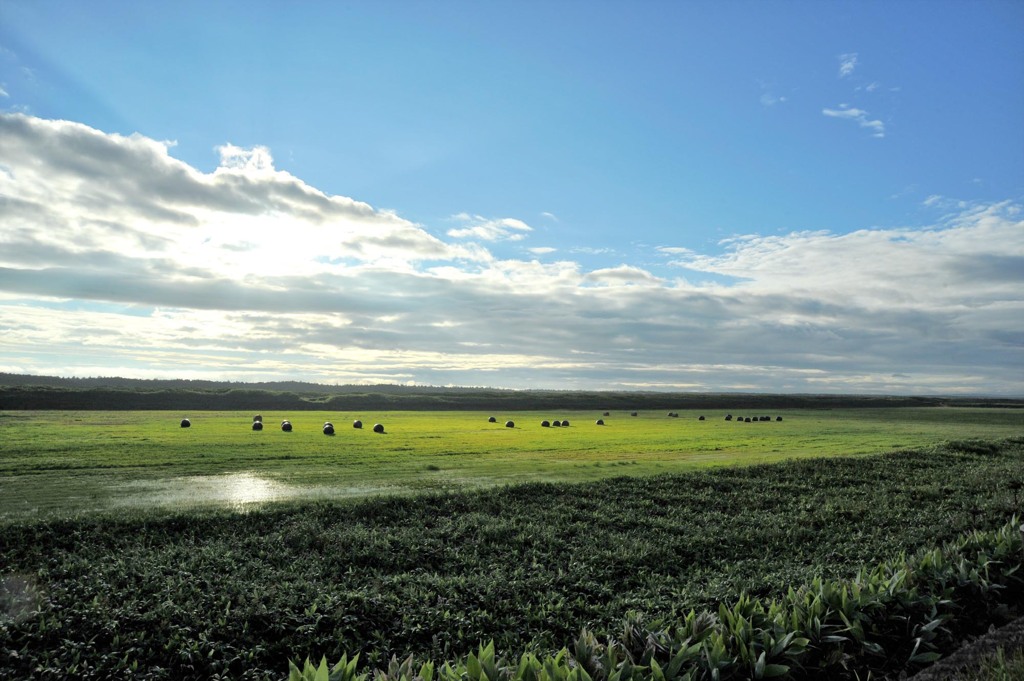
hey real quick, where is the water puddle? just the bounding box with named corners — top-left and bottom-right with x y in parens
top-left (111, 473), bottom-right (393, 511)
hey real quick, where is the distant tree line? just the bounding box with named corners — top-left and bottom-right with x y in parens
top-left (1, 373), bottom-right (1019, 411)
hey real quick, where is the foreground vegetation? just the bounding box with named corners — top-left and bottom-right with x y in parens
top-left (291, 517), bottom-right (1024, 681)
top-left (3, 407), bottom-right (1023, 518)
top-left (2, 438), bottom-right (1023, 679)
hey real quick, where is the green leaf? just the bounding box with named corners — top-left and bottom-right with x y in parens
top-left (466, 651), bottom-right (482, 681)
top-left (649, 658), bottom-right (665, 681)
top-left (315, 656), bottom-right (330, 681)
top-left (754, 651), bottom-right (766, 679)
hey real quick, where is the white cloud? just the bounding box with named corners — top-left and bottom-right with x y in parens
top-left (540, 211), bottom-right (559, 221)
top-left (216, 143), bottom-right (275, 173)
top-left (657, 246), bottom-right (694, 256)
top-left (839, 53), bottom-right (858, 78)
top-left (528, 247), bottom-right (557, 255)
top-left (672, 202), bottom-right (1024, 313)
top-left (583, 265), bottom-right (664, 287)
top-left (1, 113), bottom-right (1020, 394)
top-left (0, 85), bottom-right (8, 98)
top-left (822, 105), bottom-right (885, 138)
top-left (0, 113), bottom-right (472, 281)
top-left (447, 214), bottom-right (533, 241)
top-left (571, 246), bottom-right (616, 255)
top-left (759, 92), bottom-right (787, 107)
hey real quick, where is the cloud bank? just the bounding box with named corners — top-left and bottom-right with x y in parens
top-left (1, 114), bottom-right (1021, 394)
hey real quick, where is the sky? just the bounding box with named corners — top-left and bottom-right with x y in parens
top-left (0, 0), bottom-right (1022, 395)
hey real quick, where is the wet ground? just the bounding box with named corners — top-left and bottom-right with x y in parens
top-left (110, 472), bottom-right (391, 511)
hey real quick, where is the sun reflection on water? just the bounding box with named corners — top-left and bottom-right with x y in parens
top-left (115, 472), bottom-right (295, 510)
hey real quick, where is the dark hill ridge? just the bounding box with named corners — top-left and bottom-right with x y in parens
top-left (1, 373), bottom-right (1021, 411)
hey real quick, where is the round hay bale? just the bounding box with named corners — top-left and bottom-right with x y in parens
top-left (776, 416), bottom-right (783, 422)
top-left (562, 419), bottom-right (570, 427)
top-left (253, 414), bottom-right (262, 423)
top-left (180, 418), bottom-right (191, 428)
top-left (595, 419), bottom-right (604, 425)
top-left (744, 417), bottom-right (751, 423)
top-left (323, 424), bottom-right (335, 435)
top-left (505, 420), bottom-right (514, 428)
top-left (372, 423), bottom-right (384, 434)
top-left (698, 415), bottom-right (705, 421)
top-left (252, 421), bottom-right (263, 431)
top-left (541, 420), bottom-right (550, 427)
top-left (551, 420), bottom-right (561, 427)
top-left (630, 411), bottom-right (638, 417)
top-left (725, 414), bottom-right (733, 421)
top-left (353, 420), bottom-right (362, 429)
top-left (282, 421), bottom-right (293, 432)
top-left (603, 411), bottom-right (610, 416)
top-left (488, 416), bottom-right (497, 423)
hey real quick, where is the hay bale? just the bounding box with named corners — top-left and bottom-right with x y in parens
top-left (282, 421), bottom-right (293, 432)
top-left (630, 411), bottom-right (638, 417)
top-left (776, 416), bottom-right (783, 422)
top-left (698, 416), bottom-right (705, 421)
top-left (505, 420), bottom-right (514, 428)
top-left (725, 414), bottom-right (733, 421)
top-left (180, 418), bottom-right (191, 428)
top-left (541, 420), bottom-right (551, 427)
top-left (595, 419), bottom-right (604, 425)
top-left (373, 423), bottom-right (384, 433)
top-left (353, 420), bottom-right (363, 429)
top-left (744, 417), bottom-right (751, 423)
top-left (253, 415), bottom-right (262, 423)
top-left (562, 419), bottom-right (570, 427)
top-left (488, 416), bottom-right (497, 423)
top-left (603, 411), bottom-right (610, 416)
top-left (252, 421), bottom-right (263, 431)
top-left (323, 424), bottom-right (335, 435)
top-left (551, 420), bottom-right (561, 427)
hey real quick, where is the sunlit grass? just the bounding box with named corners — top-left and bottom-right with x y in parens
top-left (1, 407), bottom-right (1022, 518)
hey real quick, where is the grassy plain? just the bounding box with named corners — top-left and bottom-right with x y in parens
top-left (1, 406), bottom-right (1022, 518)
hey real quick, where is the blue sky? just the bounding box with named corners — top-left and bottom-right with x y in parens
top-left (1, 0), bottom-right (1022, 394)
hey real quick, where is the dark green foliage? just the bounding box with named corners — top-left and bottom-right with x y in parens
top-left (2, 440), bottom-right (1024, 680)
top-left (295, 519), bottom-right (1024, 681)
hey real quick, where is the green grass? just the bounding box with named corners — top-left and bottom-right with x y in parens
top-left (942, 646), bottom-right (1024, 681)
top-left (2, 407), bottom-right (1022, 518)
top-left (967, 647), bottom-right (1024, 681)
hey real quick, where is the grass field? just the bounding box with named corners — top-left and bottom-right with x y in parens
top-left (1, 406), bottom-right (1022, 519)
